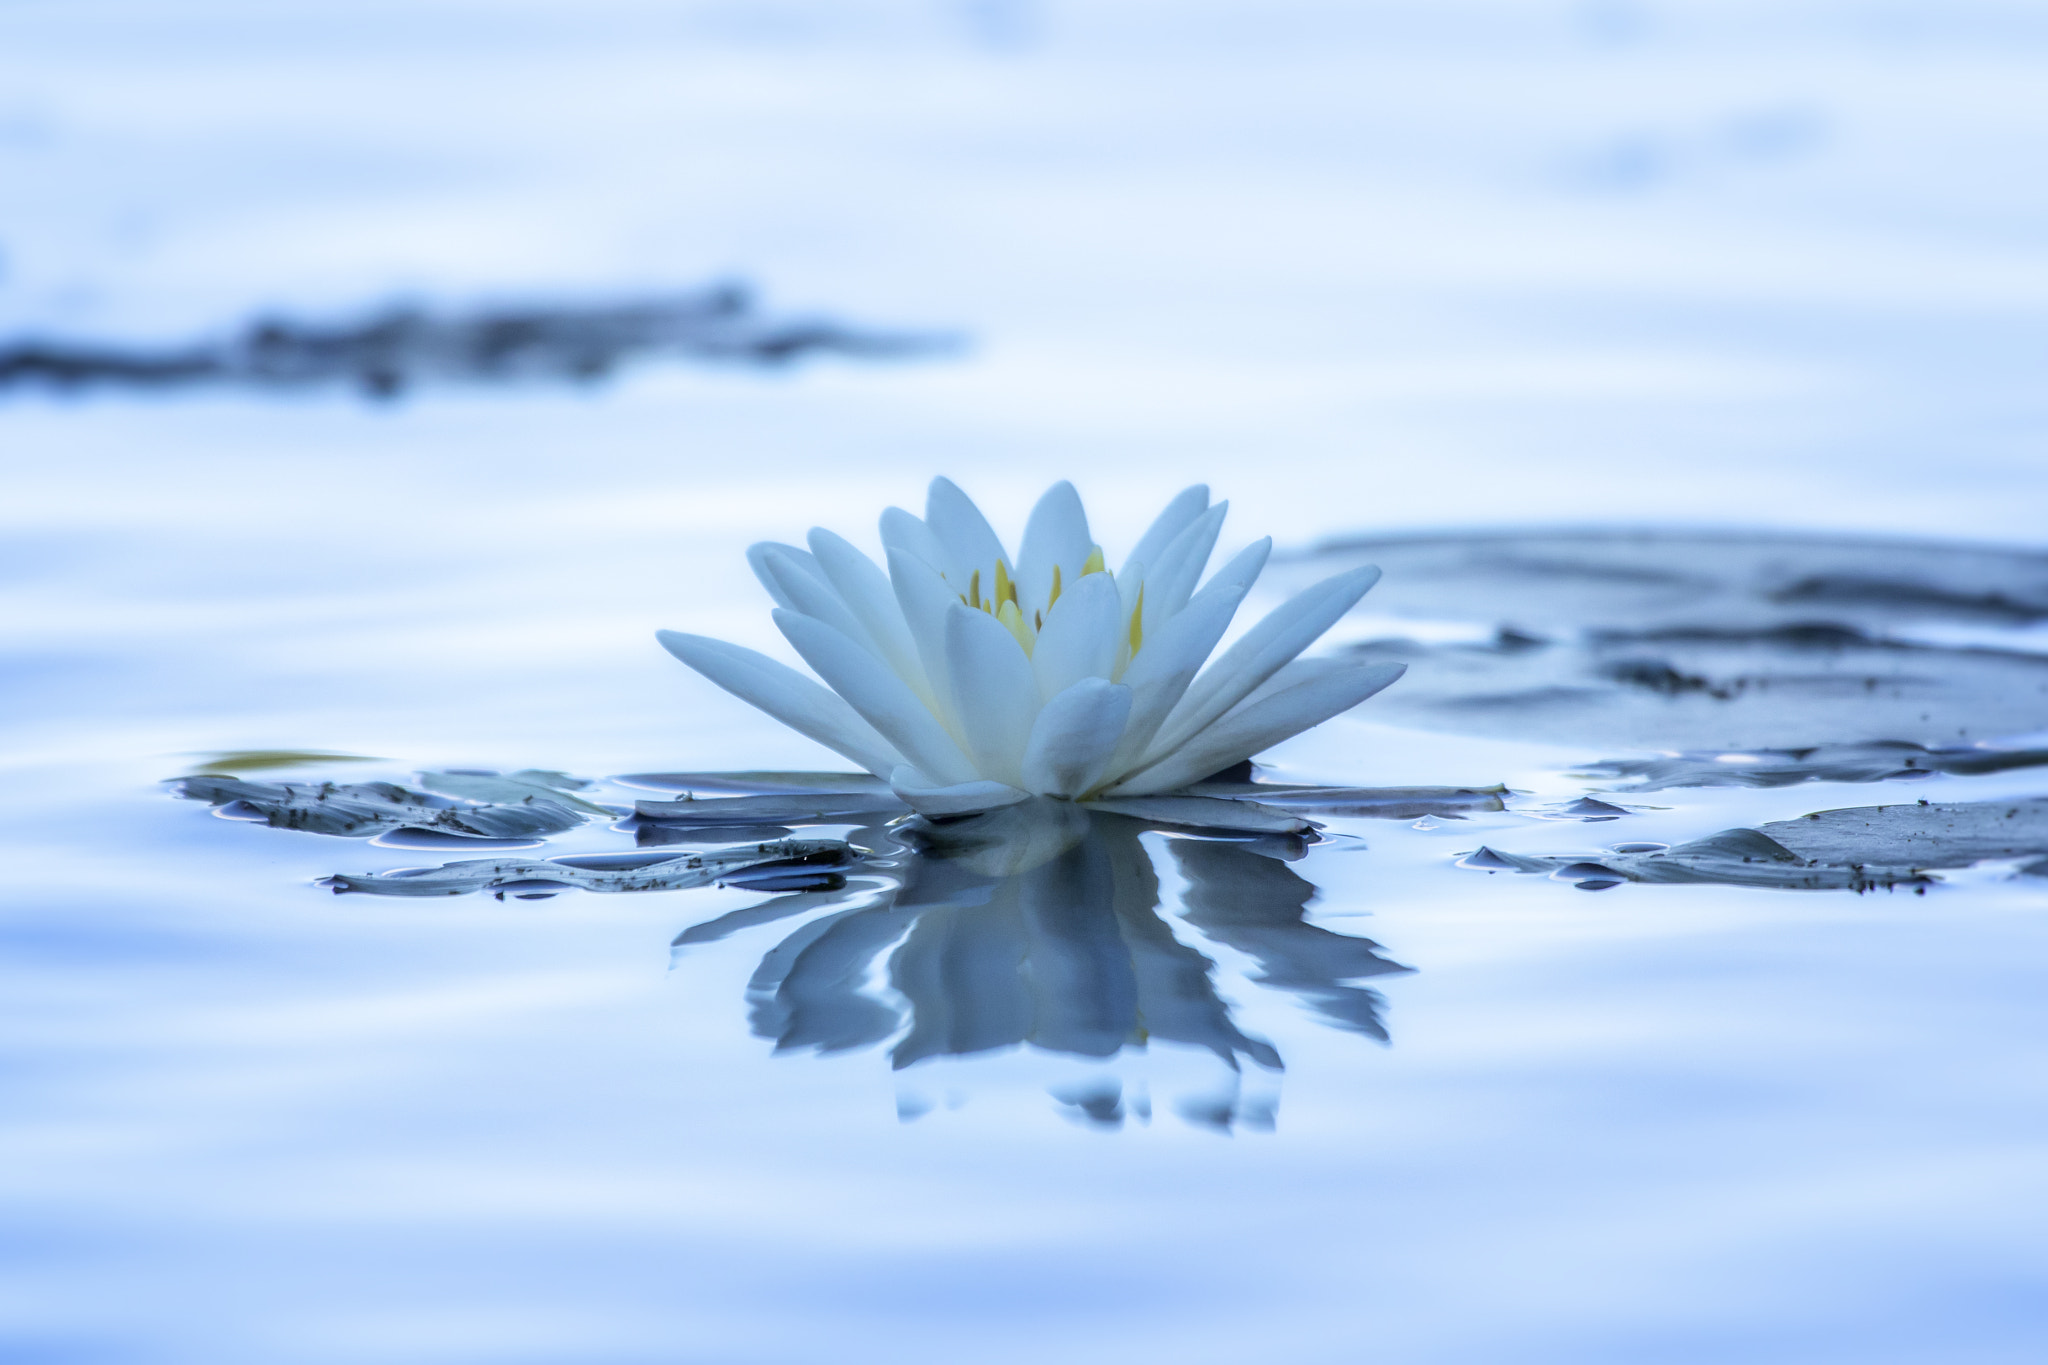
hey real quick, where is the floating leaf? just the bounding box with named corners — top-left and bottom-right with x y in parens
top-left (1577, 741), bottom-right (2048, 791)
top-left (185, 749), bottom-right (383, 774)
top-left (173, 775), bottom-right (586, 840)
top-left (321, 839), bottom-right (852, 897)
top-left (1458, 796), bottom-right (2048, 891)
top-left (1343, 624), bottom-right (2048, 751)
top-left (1181, 782), bottom-right (1509, 819)
top-left (615, 771), bottom-right (894, 796)
top-left (1295, 527), bottom-right (2048, 633)
top-left (416, 770), bottom-right (617, 816)
top-left (1284, 528), bottom-right (2048, 753)
top-left (1081, 795), bottom-right (1313, 835)
top-left (633, 792), bottom-right (909, 825)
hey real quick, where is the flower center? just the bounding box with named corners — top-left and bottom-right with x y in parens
top-left (953, 545), bottom-right (1142, 660)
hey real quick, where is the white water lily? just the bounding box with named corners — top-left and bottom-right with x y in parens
top-left (658, 479), bottom-right (1404, 818)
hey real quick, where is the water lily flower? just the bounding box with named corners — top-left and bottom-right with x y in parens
top-left (658, 479), bottom-right (1404, 818)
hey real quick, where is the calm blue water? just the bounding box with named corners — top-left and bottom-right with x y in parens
top-left (4, 3), bottom-right (2047, 1361)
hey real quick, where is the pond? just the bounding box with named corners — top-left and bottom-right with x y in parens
top-left (4, 3), bottom-right (2048, 1363)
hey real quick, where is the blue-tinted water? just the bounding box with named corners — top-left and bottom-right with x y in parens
top-left (4, 3), bottom-right (2047, 1361)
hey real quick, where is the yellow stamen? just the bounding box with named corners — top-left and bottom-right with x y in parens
top-left (969, 568), bottom-right (981, 611)
top-left (1048, 564), bottom-right (1063, 610)
top-left (994, 559), bottom-right (1017, 609)
top-left (1081, 545), bottom-right (1106, 577)
top-left (1128, 583), bottom-right (1145, 656)
top-left (997, 599), bottom-right (1032, 654)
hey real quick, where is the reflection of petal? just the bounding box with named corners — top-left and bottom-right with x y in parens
top-left (673, 804), bottom-right (1411, 1085)
top-left (889, 899), bottom-right (1033, 1068)
top-left (747, 903), bottom-right (915, 1054)
top-left (1018, 834), bottom-right (1139, 1058)
top-left (1171, 838), bottom-right (1411, 1042)
top-left (671, 885), bottom-right (864, 950)
top-left (1103, 826), bottom-right (1283, 1071)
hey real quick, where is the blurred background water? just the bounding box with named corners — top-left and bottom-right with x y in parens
top-left (3, 2), bottom-right (2047, 1362)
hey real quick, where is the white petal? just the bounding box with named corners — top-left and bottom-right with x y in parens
top-left (889, 766), bottom-right (1032, 817)
top-left (1118, 485), bottom-right (1209, 594)
top-left (879, 505), bottom-right (946, 571)
top-left (655, 630), bottom-right (905, 778)
top-left (1031, 569), bottom-right (1123, 700)
top-left (945, 602), bottom-right (1040, 787)
top-left (1100, 539), bottom-right (1270, 784)
top-left (1014, 480), bottom-right (1094, 620)
top-left (1139, 501), bottom-right (1228, 632)
top-left (1106, 661), bottom-right (1406, 796)
top-left (924, 476), bottom-right (1009, 588)
top-left (745, 541), bottom-right (821, 610)
top-left (1147, 563), bottom-right (1384, 762)
top-left (1020, 678), bottom-right (1131, 798)
top-left (774, 610), bottom-right (979, 786)
top-left (807, 527), bottom-right (931, 703)
top-left (751, 543), bottom-right (877, 655)
top-left (886, 546), bottom-right (967, 734)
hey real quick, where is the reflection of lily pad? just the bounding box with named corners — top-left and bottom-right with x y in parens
top-left (1461, 796), bottom-right (2048, 892)
top-left (1291, 527), bottom-right (2048, 754)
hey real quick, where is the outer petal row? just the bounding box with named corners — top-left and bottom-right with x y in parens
top-left (1106, 659), bottom-right (1406, 795)
top-left (655, 631), bottom-right (906, 778)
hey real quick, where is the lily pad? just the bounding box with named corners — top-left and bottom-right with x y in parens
top-left (1344, 624), bottom-right (2048, 752)
top-left (613, 771), bottom-right (894, 796)
top-left (1289, 528), bottom-right (2048, 754)
top-left (185, 749), bottom-right (383, 774)
top-left (1299, 527), bottom-right (2048, 633)
top-left (174, 775), bottom-right (588, 840)
top-left (1577, 741), bottom-right (2048, 792)
top-left (1080, 795), bottom-right (1314, 835)
top-left (1181, 782), bottom-right (1509, 819)
top-left (1, 286), bottom-right (959, 399)
top-left (416, 770), bottom-right (618, 816)
top-left (633, 792), bottom-right (909, 825)
top-left (1458, 796), bottom-right (2048, 892)
top-left (320, 839), bottom-right (852, 897)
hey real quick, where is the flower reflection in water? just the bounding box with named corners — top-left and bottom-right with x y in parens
top-left (669, 799), bottom-right (1410, 1126)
